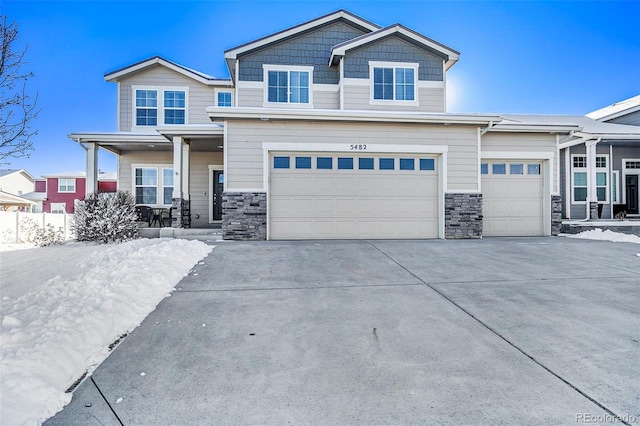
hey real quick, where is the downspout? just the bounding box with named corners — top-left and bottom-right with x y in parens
top-left (75, 138), bottom-right (88, 151)
top-left (585, 137), bottom-right (602, 220)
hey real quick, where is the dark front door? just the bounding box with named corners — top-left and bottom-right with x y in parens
top-left (213, 171), bottom-right (224, 220)
top-left (626, 175), bottom-right (639, 214)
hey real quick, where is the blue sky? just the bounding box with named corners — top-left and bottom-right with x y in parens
top-left (3, 0), bottom-right (639, 178)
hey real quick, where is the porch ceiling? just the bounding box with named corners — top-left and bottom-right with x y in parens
top-left (70, 133), bottom-right (223, 154)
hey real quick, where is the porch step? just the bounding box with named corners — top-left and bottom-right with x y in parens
top-left (138, 227), bottom-right (224, 243)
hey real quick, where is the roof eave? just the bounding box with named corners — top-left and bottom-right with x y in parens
top-left (206, 107), bottom-right (501, 126)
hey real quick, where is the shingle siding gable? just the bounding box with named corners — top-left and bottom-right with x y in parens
top-left (238, 21), bottom-right (367, 84)
top-left (607, 110), bottom-right (640, 126)
top-left (343, 35), bottom-right (444, 81)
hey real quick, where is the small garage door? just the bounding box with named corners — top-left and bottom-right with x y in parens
top-left (269, 153), bottom-right (439, 240)
top-left (482, 161), bottom-right (544, 236)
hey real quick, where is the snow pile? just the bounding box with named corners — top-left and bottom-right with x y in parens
top-left (0, 242), bottom-right (36, 252)
top-left (565, 229), bottom-right (640, 244)
top-left (0, 238), bottom-right (212, 425)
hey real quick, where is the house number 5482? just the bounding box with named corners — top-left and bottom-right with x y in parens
top-left (350, 144), bottom-right (367, 151)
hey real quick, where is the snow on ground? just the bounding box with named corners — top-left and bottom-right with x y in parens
top-left (563, 229), bottom-right (640, 244)
top-left (0, 242), bottom-right (36, 252)
top-left (0, 238), bottom-right (212, 426)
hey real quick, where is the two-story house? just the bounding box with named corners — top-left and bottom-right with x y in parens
top-left (69, 9), bottom-right (640, 240)
top-left (23, 171), bottom-right (117, 214)
top-left (0, 169), bottom-right (37, 211)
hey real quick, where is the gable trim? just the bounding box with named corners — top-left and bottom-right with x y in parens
top-left (224, 10), bottom-right (379, 61)
top-left (330, 24), bottom-right (460, 70)
top-left (104, 56), bottom-right (232, 87)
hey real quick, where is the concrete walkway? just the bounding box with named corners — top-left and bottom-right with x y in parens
top-left (46, 237), bottom-right (640, 425)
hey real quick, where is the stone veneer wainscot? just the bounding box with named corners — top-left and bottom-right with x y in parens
top-left (222, 192), bottom-right (267, 240)
top-left (445, 193), bottom-right (483, 238)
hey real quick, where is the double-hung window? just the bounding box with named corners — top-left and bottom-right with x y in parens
top-left (571, 155), bottom-right (608, 203)
top-left (164, 91), bottom-right (185, 124)
top-left (58, 178), bottom-right (76, 193)
top-left (134, 166), bottom-right (174, 206)
top-left (370, 62), bottom-right (418, 103)
top-left (136, 90), bottom-right (158, 126)
top-left (264, 66), bottom-right (312, 106)
top-left (134, 87), bottom-right (187, 127)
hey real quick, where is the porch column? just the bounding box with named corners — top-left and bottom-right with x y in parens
top-left (181, 142), bottom-right (190, 200)
top-left (172, 136), bottom-right (184, 199)
top-left (171, 137), bottom-right (190, 228)
top-left (86, 142), bottom-right (98, 196)
top-left (586, 140), bottom-right (599, 219)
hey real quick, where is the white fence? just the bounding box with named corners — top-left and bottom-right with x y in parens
top-left (0, 212), bottom-right (75, 243)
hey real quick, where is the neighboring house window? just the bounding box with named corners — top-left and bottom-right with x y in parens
top-left (370, 62), bottom-right (418, 102)
top-left (58, 178), bottom-right (76, 193)
top-left (133, 166), bottom-right (173, 206)
top-left (217, 91), bottom-right (232, 107)
top-left (264, 65), bottom-right (312, 105)
top-left (571, 155), bottom-right (608, 203)
top-left (51, 203), bottom-right (66, 214)
top-left (163, 90), bottom-right (185, 124)
top-left (136, 89), bottom-right (158, 125)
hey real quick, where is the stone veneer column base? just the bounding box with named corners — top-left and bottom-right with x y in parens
top-left (222, 192), bottom-right (267, 240)
top-left (589, 201), bottom-right (599, 220)
top-left (445, 193), bottom-right (483, 239)
top-left (171, 198), bottom-right (191, 228)
top-left (551, 195), bottom-right (562, 236)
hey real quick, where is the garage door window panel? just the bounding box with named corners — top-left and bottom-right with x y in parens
top-left (400, 158), bottom-right (415, 170)
top-left (338, 158), bottom-right (354, 170)
top-left (527, 164), bottom-right (540, 175)
top-left (317, 157), bottom-right (333, 170)
top-left (510, 164), bottom-right (523, 175)
top-left (379, 158), bottom-right (395, 170)
top-left (295, 157), bottom-right (311, 169)
top-left (274, 156), bottom-right (290, 169)
top-left (419, 158), bottom-right (435, 171)
top-left (492, 164), bottom-right (506, 175)
top-left (359, 158), bottom-right (374, 170)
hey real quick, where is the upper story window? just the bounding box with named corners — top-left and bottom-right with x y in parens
top-left (263, 65), bottom-right (313, 107)
top-left (136, 90), bottom-right (158, 126)
top-left (58, 178), bottom-right (76, 193)
top-left (133, 86), bottom-right (188, 127)
top-left (369, 62), bottom-right (418, 104)
top-left (163, 91), bottom-right (185, 124)
top-left (217, 91), bottom-right (233, 107)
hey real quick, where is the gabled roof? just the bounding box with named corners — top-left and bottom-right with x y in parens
top-left (223, 9), bottom-right (380, 82)
top-left (586, 94), bottom-right (640, 122)
top-left (0, 190), bottom-right (37, 206)
top-left (330, 24), bottom-right (460, 70)
top-left (0, 169), bottom-right (34, 181)
top-left (104, 56), bottom-right (232, 87)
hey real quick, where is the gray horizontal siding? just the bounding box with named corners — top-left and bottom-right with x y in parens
top-left (342, 84), bottom-right (444, 112)
top-left (607, 110), bottom-right (640, 126)
top-left (238, 20), bottom-right (366, 84)
top-left (119, 150), bottom-right (223, 225)
top-left (119, 65), bottom-right (217, 131)
top-left (226, 120), bottom-right (479, 191)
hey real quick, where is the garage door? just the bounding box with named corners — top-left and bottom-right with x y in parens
top-left (269, 153), bottom-right (439, 239)
top-left (482, 161), bottom-right (544, 236)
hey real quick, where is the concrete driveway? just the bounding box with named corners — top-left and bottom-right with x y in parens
top-left (46, 237), bottom-right (640, 425)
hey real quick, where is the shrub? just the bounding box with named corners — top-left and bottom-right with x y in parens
top-left (73, 191), bottom-right (139, 243)
top-left (18, 218), bottom-right (64, 246)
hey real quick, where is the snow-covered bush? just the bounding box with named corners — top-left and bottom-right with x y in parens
top-left (73, 191), bottom-right (139, 243)
top-left (19, 218), bottom-right (64, 246)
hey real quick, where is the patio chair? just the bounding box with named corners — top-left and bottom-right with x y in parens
top-left (161, 208), bottom-right (172, 227)
top-left (135, 206), bottom-right (152, 225)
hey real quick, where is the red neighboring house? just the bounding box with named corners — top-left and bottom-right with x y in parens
top-left (28, 172), bottom-right (117, 214)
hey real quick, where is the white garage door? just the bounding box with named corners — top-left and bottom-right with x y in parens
top-left (482, 161), bottom-right (544, 236)
top-left (269, 153), bottom-right (439, 240)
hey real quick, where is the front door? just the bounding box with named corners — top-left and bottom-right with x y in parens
top-left (213, 170), bottom-right (224, 220)
top-left (626, 175), bottom-right (639, 214)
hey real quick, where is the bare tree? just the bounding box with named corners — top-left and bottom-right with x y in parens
top-left (0, 15), bottom-right (39, 163)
